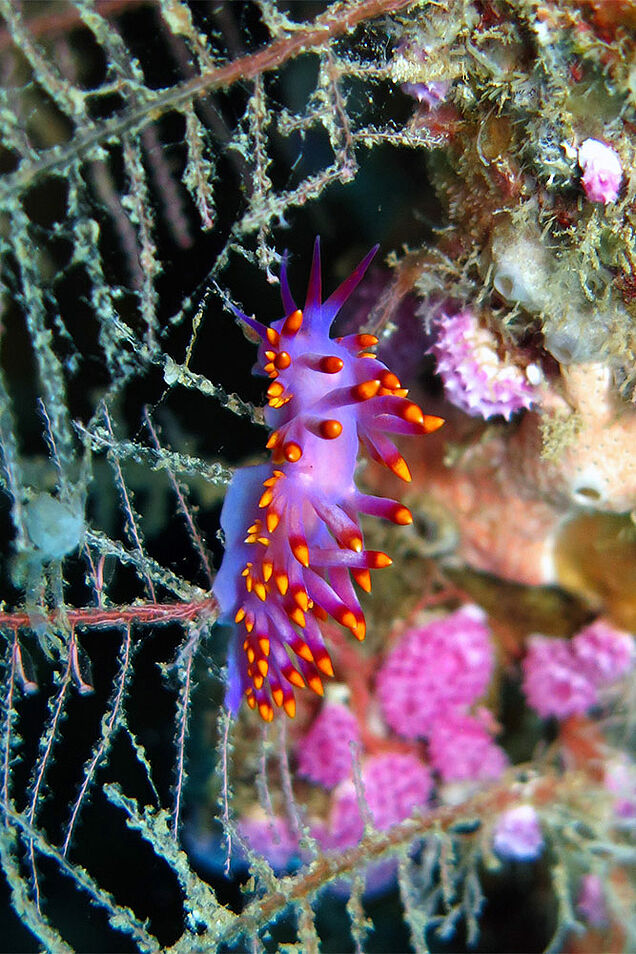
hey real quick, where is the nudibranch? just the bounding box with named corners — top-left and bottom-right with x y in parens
top-left (214, 239), bottom-right (443, 721)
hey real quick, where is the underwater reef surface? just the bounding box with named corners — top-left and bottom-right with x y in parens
top-left (0, 1), bottom-right (634, 952)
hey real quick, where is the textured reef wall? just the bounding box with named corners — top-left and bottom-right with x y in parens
top-left (0, 2), bottom-right (634, 952)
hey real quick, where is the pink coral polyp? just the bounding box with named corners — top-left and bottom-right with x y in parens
top-left (493, 805), bottom-right (544, 861)
top-left (523, 623), bottom-right (634, 720)
top-left (578, 138), bottom-right (623, 205)
top-left (572, 620), bottom-right (633, 686)
top-left (522, 635), bottom-right (598, 719)
top-left (238, 814), bottom-right (299, 873)
top-left (577, 874), bottom-right (609, 928)
top-left (376, 605), bottom-right (494, 739)
top-left (428, 712), bottom-right (508, 783)
top-left (428, 308), bottom-right (537, 420)
top-left (327, 752), bottom-right (434, 849)
top-left (296, 702), bottom-right (360, 789)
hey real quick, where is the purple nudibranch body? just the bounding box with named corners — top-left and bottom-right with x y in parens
top-left (214, 239), bottom-right (443, 720)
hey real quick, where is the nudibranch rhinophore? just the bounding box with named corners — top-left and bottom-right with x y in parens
top-left (213, 239), bottom-right (443, 721)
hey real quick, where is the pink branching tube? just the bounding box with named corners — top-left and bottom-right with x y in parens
top-left (213, 239), bottom-right (443, 720)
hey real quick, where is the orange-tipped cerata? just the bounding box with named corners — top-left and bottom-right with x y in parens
top-left (318, 418), bottom-right (343, 439)
top-left (213, 239), bottom-right (443, 722)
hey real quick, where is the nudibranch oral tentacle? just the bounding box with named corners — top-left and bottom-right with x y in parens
top-left (214, 238), bottom-right (443, 719)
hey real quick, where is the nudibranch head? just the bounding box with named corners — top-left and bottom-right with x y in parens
top-left (214, 239), bottom-right (443, 719)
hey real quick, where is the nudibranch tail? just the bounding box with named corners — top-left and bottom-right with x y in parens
top-left (214, 239), bottom-right (443, 719)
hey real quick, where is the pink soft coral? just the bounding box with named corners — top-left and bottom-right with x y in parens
top-left (376, 605), bottom-right (494, 739)
top-left (428, 308), bottom-right (537, 420)
top-left (327, 752), bottom-right (434, 849)
top-left (577, 874), bottom-right (609, 928)
top-left (605, 758), bottom-right (636, 820)
top-left (238, 814), bottom-right (299, 872)
top-left (522, 635), bottom-right (598, 718)
top-left (578, 138), bottom-right (623, 204)
top-left (523, 622), bottom-right (634, 719)
top-left (572, 620), bottom-right (633, 686)
top-left (296, 701), bottom-right (360, 789)
top-left (428, 712), bottom-right (508, 783)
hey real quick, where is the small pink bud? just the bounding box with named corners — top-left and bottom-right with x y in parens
top-left (578, 138), bottom-right (623, 204)
top-left (577, 874), bottom-right (608, 928)
top-left (493, 805), bottom-right (544, 861)
top-left (401, 81), bottom-right (449, 108)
